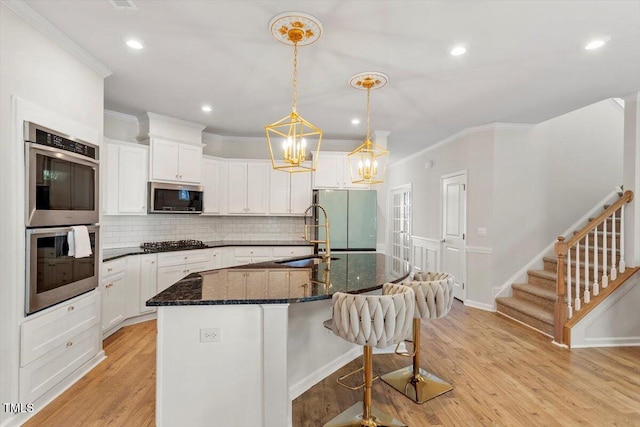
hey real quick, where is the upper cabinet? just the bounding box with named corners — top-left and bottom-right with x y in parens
top-left (103, 139), bottom-right (148, 215)
top-left (149, 138), bottom-right (203, 184)
top-left (269, 169), bottom-right (312, 215)
top-left (313, 152), bottom-right (368, 190)
top-left (227, 161), bottom-right (269, 214)
top-left (202, 158), bottom-right (227, 215)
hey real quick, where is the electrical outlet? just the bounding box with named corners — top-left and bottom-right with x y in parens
top-left (200, 328), bottom-right (221, 343)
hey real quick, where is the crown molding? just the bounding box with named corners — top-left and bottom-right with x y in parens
top-left (609, 98), bottom-right (625, 113)
top-left (389, 122), bottom-right (534, 169)
top-left (2, 0), bottom-right (112, 78)
top-left (104, 109), bottom-right (138, 122)
top-left (136, 112), bottom-right (206, 131)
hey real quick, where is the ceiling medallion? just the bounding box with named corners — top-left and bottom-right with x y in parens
top-left (266, 12), bottom-right (323, 174)
top-left (347, 72), bottom-right (390, 185)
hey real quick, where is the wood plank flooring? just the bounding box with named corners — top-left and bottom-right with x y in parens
top-left (24, 301), bottom-right (640, 427)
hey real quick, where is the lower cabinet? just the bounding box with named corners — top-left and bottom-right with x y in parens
top-left (101, 259), bottom-right (126, 333)
top-left (156, 249), bottom-right (214, 293)
top-left (20, 292), bottom-right (101, 403)
top-left (139, 254), bottom-right (158, 314)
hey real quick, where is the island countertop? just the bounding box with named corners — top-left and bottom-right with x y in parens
top-left (146, 252), bottom-right (411, 306)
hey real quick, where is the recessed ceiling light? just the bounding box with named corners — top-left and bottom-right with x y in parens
top-left (125, 38), bottom-right (145, 50)
top-left (585, 36), bottom-right (610, 50)
top-left (450, 46), bottom-right (467, 56)
top-left (351, 118), bottom-right (360, 125)
top-left (201, 105), bottom-right (212, 112)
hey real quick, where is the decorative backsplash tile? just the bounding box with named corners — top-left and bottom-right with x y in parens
top-left (102, 215), bottom-right (306, 248)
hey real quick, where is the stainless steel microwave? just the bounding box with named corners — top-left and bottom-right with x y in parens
top-left (26, 225), bottom-right (99, 315)
top-left (25, 122), bottom-right (100, 227)
top-left (149, 182), bottom-right (203, 213)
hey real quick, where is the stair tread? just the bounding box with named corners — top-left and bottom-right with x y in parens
top-left (543, 256), bottom-right (607, 272)
top-left (574, 230), bottom-right (620, 236)
top-left (495, 297), bottom-right (554, 324)
top-left (528, 269), bottom-right (597, 286)
top-left (512, 283), bottom-right (556, 300)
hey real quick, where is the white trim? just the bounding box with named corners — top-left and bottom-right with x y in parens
top-left (496, 312), bottom-right (553, 338)
top-left (1, 0), bottom-right (112, 78)
top-left (137, 112), bottom-right (207, 131)
top-left (492, 189), bottom-right (620, 301)
top-left (411, 235), bottom-right (441, 274)
top-left (464, 300), bottom-right (495, 312)
top-left (609, 98), bottom-right (625, 113)
top-left (387, 183), bottom-right (413, 264)
top-left (104, 109), bottom-right (138, 123)
top-left (466, 246), bottom-right (493, 255)
top-left (102, 312), bottom-right (156, 339)
top-left (376, 243), bottom-right (386, 253)
top-left (136, 133), bottom-right (207, 147)
top-left (573, 337), bottom-right (640, 348)
top-left (389, 123), bottom-right (534, 169)
top-left (288, 347), bottom-right (360, 400)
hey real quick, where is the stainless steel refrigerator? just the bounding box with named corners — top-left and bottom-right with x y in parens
top-left (313, 189), bottom-right (377, 251)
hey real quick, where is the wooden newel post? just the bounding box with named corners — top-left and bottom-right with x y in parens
top-left (554, 236), bottom-right (568, 345)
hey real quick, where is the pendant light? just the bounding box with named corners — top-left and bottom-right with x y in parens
top-left (265, 12), bottom-right (323, 173)
top-left (347, 72), bottom-right (389, 185)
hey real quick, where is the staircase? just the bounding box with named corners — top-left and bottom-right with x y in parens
top-left (496, 201), bottom-right (625, 338)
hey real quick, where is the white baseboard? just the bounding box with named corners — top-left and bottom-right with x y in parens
top-left (288, 347), bottom-right (360, 400)
top-left (103, 312), bottom-right (157, 339)
top-left (3, 351), bottom-right (106, 427)
top-left (464, 299), bottom-right (495, 312)
top-left (571, 337), bottom-right (640, 349)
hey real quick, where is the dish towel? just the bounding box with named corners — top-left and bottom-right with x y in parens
top-left (68, 226), bottom-right (92, 258)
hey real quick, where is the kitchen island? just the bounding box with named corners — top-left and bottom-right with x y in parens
top-left (147, 252), bottom-right (410, 427)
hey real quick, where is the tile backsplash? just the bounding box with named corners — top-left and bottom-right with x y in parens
top-left (102, 215), bottom-right (306, 248)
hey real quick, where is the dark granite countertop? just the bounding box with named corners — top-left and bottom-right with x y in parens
top-left (147, 253), bottom-right (411, 306)
top-left (103, 240), bottom-right (314, 262)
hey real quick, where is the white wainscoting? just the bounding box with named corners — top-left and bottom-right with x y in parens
top-left (411, 236), bottom-right (441, 275)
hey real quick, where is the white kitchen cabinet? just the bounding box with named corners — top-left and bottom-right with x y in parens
top-left (150, 138), bottom-right (203, 184)
top-left (101, 259), bottom-right (126, 332)
top-left (139, 254), bottom-right (158, 314)
top-left (232, 247), bottom-right (272, 266)
top-left (156, 249), bottom-right (213, 293)
top-left (227, 161), bottom-right (269, 214)
top-left (269, 169), bottom-right (312, 215)
top-left (313, 152), bottom-right (368, 190)
top-left (203, 158), bottom-right (227, 214)
top-left (272, 246), bottom-right (313, 260)
top-left (227, 270), bottom-right (268, 299)
top-left (104, 139), bottom-right (148, 215)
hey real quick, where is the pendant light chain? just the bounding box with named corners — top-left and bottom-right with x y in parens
top-left (366, 87), bottom-right (371, 143)
top-left (292, 42), bottom-right (298, 113)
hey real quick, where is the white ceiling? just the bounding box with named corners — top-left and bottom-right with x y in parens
top-left (24, 0), bottom-right (640, 162)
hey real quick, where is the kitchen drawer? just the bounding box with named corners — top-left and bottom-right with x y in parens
top-left (102, 258), bottom-right (126, 278)
top-left (234, 247), bottom-right (271, 258)
top-left (20, 325), bottom-right (100, 403)
top-left (21, 292), bottom-right (100, 367)
top-left (184, 260), bottom-right (211, 275)
top-left (272, 246), bottom-right (313, 258)
top-left (157, 249), bottom-right (212, 268)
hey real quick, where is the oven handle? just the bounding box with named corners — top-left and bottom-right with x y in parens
top-left (26, 225), bottom-right (100, 236)
top-left (27, 142), bottom-right (99, 166)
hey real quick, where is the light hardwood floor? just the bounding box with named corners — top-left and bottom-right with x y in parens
top-left (25, 301), bottom-right (639, 426)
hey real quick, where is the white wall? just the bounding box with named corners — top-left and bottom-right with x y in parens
top-left (0, 5), bottom-right (104, 426)
top-left (383, 99), bottom-right (623, 309)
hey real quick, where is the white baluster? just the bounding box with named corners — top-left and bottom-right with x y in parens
top-left (620, 204), bottom-right (626, 274)
top-left (593, 228), bottom-right (599, 297)
top-left (567, 247), bottom-right (573, 319)
top-left (575, 242), bottom-right (581, 311)
top-left (584, 234), bottom-right (590, 304)
top-left (602, 213), bottom-right (608, 288)
top-left (611, 209), bottom-right (618, 281)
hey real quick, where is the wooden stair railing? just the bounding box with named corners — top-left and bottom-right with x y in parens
top-left (554, 190), bottom-right (634, 346)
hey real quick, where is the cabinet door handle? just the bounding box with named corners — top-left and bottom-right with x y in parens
top-left (68, 306), bottom-right (75, 312)
top-left (106, 283), bottom-right (113, 289)
top-left (179, 175), bottom-right (183, 179)
top-left (107, 268), bottom-right (113, 272)
top-left (184, 256), bottom-right (188, 260)
top-left (66, 342), bottom-right (73, 348)
top-left (152, 261), bottom-right (155, 264)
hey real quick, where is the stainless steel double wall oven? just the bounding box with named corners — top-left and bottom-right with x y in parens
top-left (24, 122), bottom-right (100, 315)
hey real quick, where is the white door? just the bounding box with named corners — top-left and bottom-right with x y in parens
top-left (118, 145), bottom-right (148, 214)
top-left (389, 185), bottom-right (412, 276)
top-left (442, 172), bottom-right (467, 301)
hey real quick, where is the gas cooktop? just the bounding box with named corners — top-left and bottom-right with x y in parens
top-left (140, 240), bottom-right (208, 252)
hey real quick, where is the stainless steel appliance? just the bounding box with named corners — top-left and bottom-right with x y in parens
top-left (313, 190), bottom-right (377, 251)
top-left (25, 122), bottom-right (100, 227)
top-left (149, 182), bottom-right (203, 213)
top-left (26, 225), bottom-right (99, 315)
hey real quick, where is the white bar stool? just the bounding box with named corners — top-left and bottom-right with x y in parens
top-left (323, 283), bottom-right (415, 427)
top-left (381, 271), bottom-right (455, 403)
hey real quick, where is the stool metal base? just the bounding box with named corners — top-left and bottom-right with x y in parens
top-left (323, 402), bottom-right (407, 427)
top-left (381, 366), bottom-right (452, 404)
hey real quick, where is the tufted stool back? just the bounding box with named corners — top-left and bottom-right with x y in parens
top-left (405, 271), bottom-right (455, 320)
top-left (331, 283), bottom-right (414, 349)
